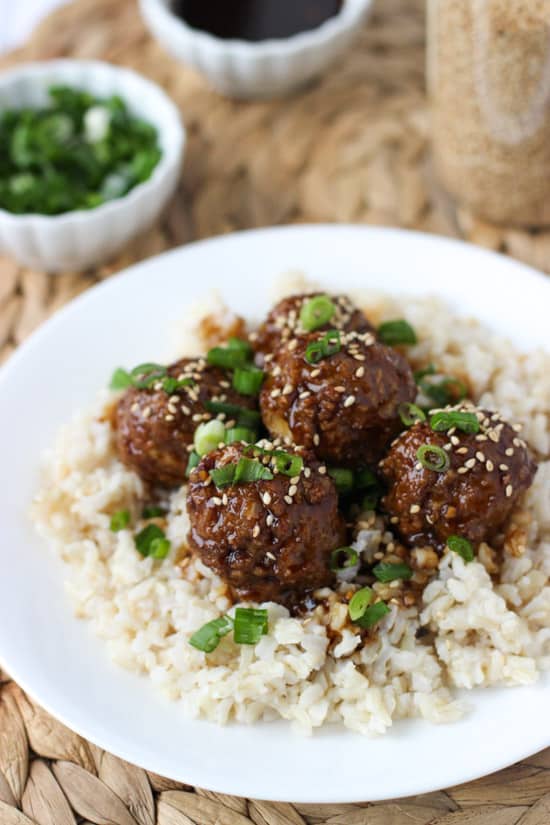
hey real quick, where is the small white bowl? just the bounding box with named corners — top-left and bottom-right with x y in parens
top-left (139, 0), bottom-right (373, 100)
top-left (0, 60), bottom-right (185, 272)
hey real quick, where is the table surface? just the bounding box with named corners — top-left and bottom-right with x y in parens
top-left (0, 0), bottom-right (549, 822)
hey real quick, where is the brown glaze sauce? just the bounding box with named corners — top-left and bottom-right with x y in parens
top-left (172, 0), bottom-right (344, 42)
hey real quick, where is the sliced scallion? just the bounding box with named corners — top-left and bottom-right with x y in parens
top-left (189, 615), bottom-right (233, 653)
top-left (348, 587), bottom-right (373, 621)
top-left (130, 363), bottom-right (167, 389)
top-left (414, 363), bottom-right (436, 384)
top-left (110, 509), bottom-right (130, 532)
top-left (399, 402), bottom-right (426, 427)
top-left (142, 505), bottom-right (166, 519)
top-left (210, 458), bottom-right (274, 488)
top-left (134, 523), bottom-right (171, 558)
top-left (420, 376), bottom-right (467, 407)
top-left (194, 419), bottom-right (226, 456)
top-left (233, 607), bottom-right (268, 644)
top-left (372, 562), bottom-right (413, 582)
top-left (378, 319), bottom-right (417, 346)
top-left (304, 329), bottom-right (341, 365)
top-left (186, 450), bottom-right (200, 478)
top-left (204, 401), bottom-right (261, 429)
top-left (328, 467), bottom-right (354, 495)
top-left (207, 342), bottom-right (251, 370)
top-left (447, 534), bottom-right (474, 562)
top-left (355, 601), bottom-right (391, 629)
top-left (232, 366), bottom-right (264, 396)
top-left (430, 410), bottom-right (480, 435)
top-left (225, 426), bottom-right (257, 445)
top-left (330, 546), bottom-right (359, 572)
top-left (110, 368), bottom-right (133, 390)
top-left (416, 444), bottom-right (450, 472)
top-left (300, 294), bottom-right (336, 332)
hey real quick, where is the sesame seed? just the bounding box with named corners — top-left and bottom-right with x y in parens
top-left (426, 514), bottom-right (434, 524)
top-left (143, 406), bottom-right (151, 418)
top-left (222, 494), bottom-right (228, 505)
top-left (443, 444), bottom-right (452, 451)
top-left (131, 402), bottom-right (139, 413)
top-left (389, 580), bottom-right (401, 589)
top-left (415, 462), bottom-right (423, 471)
top-left (284, 495), bottom-right (293, 504)
top-left (289, 485), bottom-right (298, 496)
top-left (264, 354), bottom-right (273, 362)
top-left (212, 496), bottom-right (222, 506)
top-left (513, 423), bottom-right (523, 432)
top-left (355, 366), bottom-right (365, 378)
top-left (410, 504), bottom-right (420, 514)
top-left (313, 434), bottom-right (320, 446)
top-left (475, 451), bottom-right (485, 462)
top-left (450, 436), bottom-right (460, 446)
top-left (290, 475), bottom-right (300, 484)
top-left (282, 384), bottom-right (293, 396)
top-left (165, 414), bottom-right (175, 422)
top-left (310, 369), bottom-right (321, 378)
top-left (457, 447), bottom-right (469, 455)
top-left (266, 514), bottom-right (274, 527)
top-left (506, 484), bottom-right (513, 497)
top-left (181, 405), bottom-right (191, 416)
top-left (272, 365), bottom-right (282, 377)
top-left (266, 551), bottom-right (276, 561)
top-left (486, 460), bottom-right (494, 472)
top-left (252, 525), bottom-right (260, 538)
top-left (169, 395), bottom-right (179, 404)
top-left (448, 427), bottom-right (457, 436)
top-left (192, 413), bottom-right (203, 422)
top-left (505, 447), bottom-right (514, 456)
top-left (465, 458), bottom-right (476, 469)
top-left (476, 434), bottom-right (488, 442)
top-left (513, 437), bottom-right (522, 447)
top-left (335, 386), bottom-right (346, 393)
top-left (499, 463), bottom-right (509, 471)
top-left (457, 467), bottom-right (469, 474)
top-left (390, 516), bottom-right (399, 524)
top-left (373, 551), bottom-right (384, 560)
top-left (270, 388), bottom-right (281, 399)
top-left (353, 354), bottom-right (366, 361)
top-left (304, 468), bottom-right (311, 478)
top-left (167, 405), bottom-right (177, 415)
top-left (318, 465), bottom-right (327, 475)
top-left (344, 395), bottom-right (356, 408)
top-left (488, 431), bottom-right (499, 443)
top-left (288, 339), bottom-right (298, 351)
top-left (299, 390), bottom-right (311, 399)
top-left (262, 492), bottom-right (272, 506)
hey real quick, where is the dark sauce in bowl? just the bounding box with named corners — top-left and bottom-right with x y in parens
top-left (171, 0), bottom-right (344, 42)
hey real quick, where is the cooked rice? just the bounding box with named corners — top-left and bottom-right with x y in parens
top-left (32, 276), bottom-right (550, 735)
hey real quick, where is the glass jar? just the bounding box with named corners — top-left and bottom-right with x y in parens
top-left (427, 0), bottom-right (550, 226)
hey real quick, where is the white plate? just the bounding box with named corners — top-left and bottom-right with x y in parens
top-left (0, 225), bottom-right (548, 803)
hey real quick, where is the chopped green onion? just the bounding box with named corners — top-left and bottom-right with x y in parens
top-left (142, 505), bottom-right (166, 519)
top-left (304, 329), bottom-right (341, 364)
top-left (210, 458), bottom-right (274, 488)
top-left (233, 607), bottom-right (268, 645)
top-left (134, 523), bottom-right (171, 558)
top-left (189, 615), bottom-right (233, 653)
top-left (194, 419), bottom-right (226, 456)
top-left (186, 450), bottom-right (200, 478)
top-left (161, 376), bottom-right (194, 394)
top-left (416, 444), bottom-right (450, 472)
top-left (272, 452), bottom-right (303, 477)
top-left (204, 401), bottom-right (261, 429)
top-left (225, 426), bottom-right (257, 445)
top-left (355, 468), bottom-right (381, 510)
top-left (447, 534), bottom-right (474, 562)
top-left (361, 494), bottom-right (379, 512)
top-left (330, 546), bottom-right (359, 572)
top-left (399, 402), bottom-right (426, 427)
top-left (149, 537), bottom-right (171, 559)
top-left (414, 363), bottom-right (436, 384)
top-left (430, 410), bottom-right (480, 434)
top-left (372, 562), bottom-right (413, 582)
top-left (232, 366), bottom-right (265, 396)
top-left (378, 319), bottom-right (417, 346)
top-left (300, 295), bottom-right (336, 332)
top-left (110, 509), bottom-right (130, 532)
top-left (420, 376), bottom-right (467, 407)
top-left (130, 363), bottom-right (167, 389)
top-left (328, 467), bottom-right (354, 495)
top-left (227, 337), bottom-right (253, 358)
top-left (348, 587), bottom-right (373, 621)
top-left (355, 601), bottom-right (391, 629)
top-left (207, 344), bottom-right (251, 370)
top-left (110, 368), bottom-right (133, 390)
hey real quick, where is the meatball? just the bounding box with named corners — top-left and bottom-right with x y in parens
top-left (116, 357), bottom-right (257, 487)
top-left (259, 329), bottom-right (416, 467)
top-left (253, 292), bottom-right (373, 362)
top-left (187, 441), bottom-right (346, 602)
top-left (379, 404), bottom-right (538, 550)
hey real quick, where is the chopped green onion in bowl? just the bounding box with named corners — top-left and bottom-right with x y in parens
top-left (304, 329), bottom-right (341, 364)
top-left (194, 419), bottom-right (226, 456)
top-left (110, 509), bottom-right (130, 532)
top-left (430, 410), bottom-right (480, 434)
top-left (399, 402), bottom-right (426, 427)
top-left (0, 85), bottom-right (162, 216)
top-left (134, 523), bottom-right (171, 558)
top-left (232, 366), bottom-right (264, 396)
top-left (348, 587), bottom-right (373, 621)
top-left (377, 319), bottom-right (417, 346)
top-left (416, 444), bottom-right (450, 472)
top-left (354, 601), bottom-right (391, 629)
top-left (447, 534), bottom-right (474, 562)
top-left (372, 561), bottom-right (413, 582)
top-left (233, 608), bottom-right (268, 644)
top-left (330, 546), bottom-right (359, 572)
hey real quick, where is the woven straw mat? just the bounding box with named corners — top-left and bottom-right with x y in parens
top-left (0, 0), bottom-right (549, 822)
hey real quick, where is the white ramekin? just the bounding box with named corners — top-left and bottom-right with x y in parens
top-left (139, 0), bottom-right (373, 100)
top-left (0, 60), bottom-right (185, 272)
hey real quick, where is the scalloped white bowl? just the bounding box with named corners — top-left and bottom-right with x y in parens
top-left (0, 60), bottom-right (185, 272)
top-left (139, 0), bottom-right (373, 99)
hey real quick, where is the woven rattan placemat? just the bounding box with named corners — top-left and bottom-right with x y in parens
top-left (0, 0), bottom-right (549, 822)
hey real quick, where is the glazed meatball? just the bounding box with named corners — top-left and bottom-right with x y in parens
top-left (253, 292), bottom-right (373, 362)
top-left (116, 357), bottom-right (257, 487)
top-left (187, 441), bottom-right (346, 602)
top-left (259, 329), bottom-right (416, 467)
top-left (379, 404), bottom-right (538, 550)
